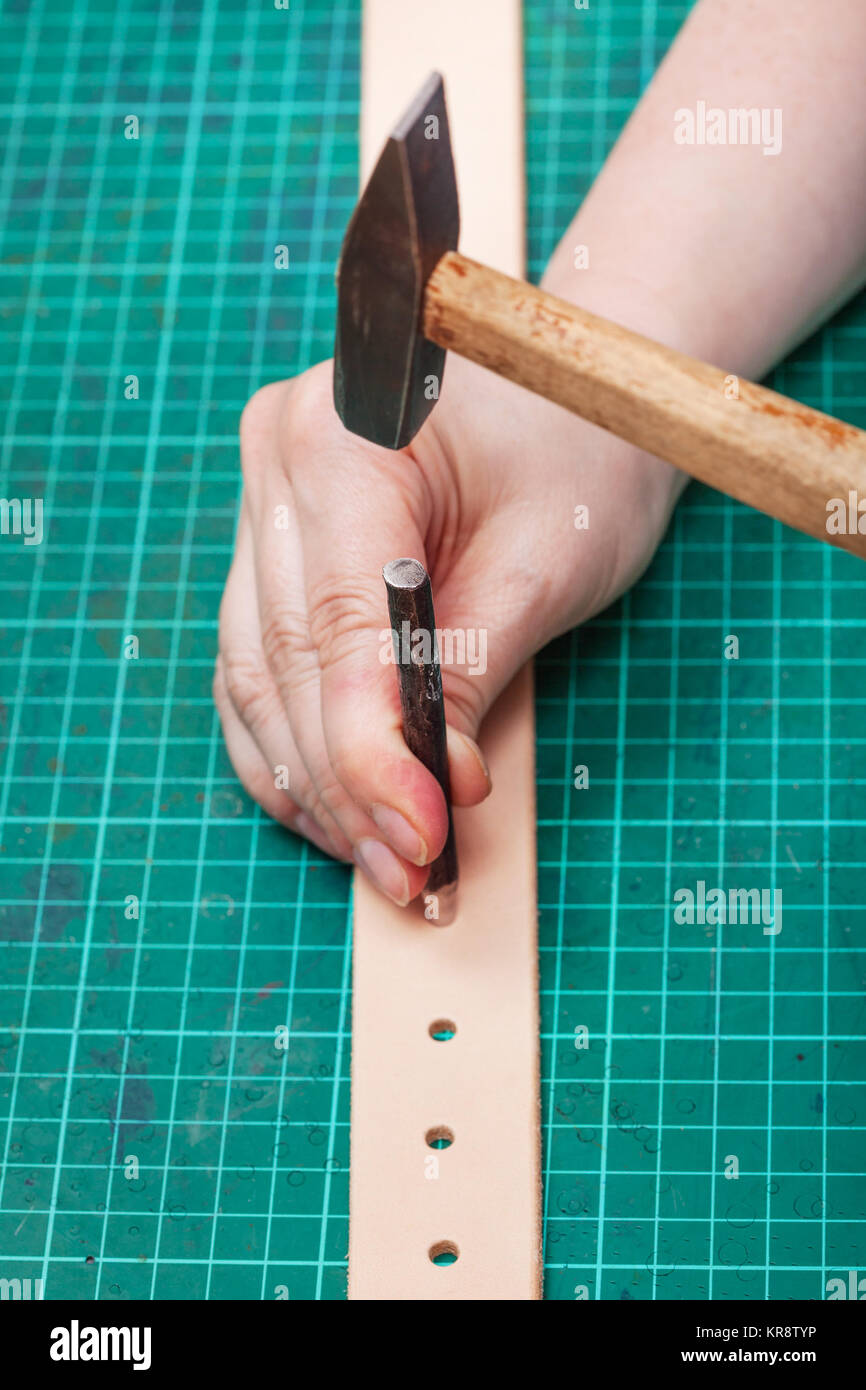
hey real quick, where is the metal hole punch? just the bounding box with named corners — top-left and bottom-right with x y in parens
top-left (383, 557), bottom-right (458, 925)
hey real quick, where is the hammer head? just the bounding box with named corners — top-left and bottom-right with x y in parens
top-left (333, 72), bottom-right (460, 451)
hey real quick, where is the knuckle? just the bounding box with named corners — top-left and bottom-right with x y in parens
top-left (306, 579), bottom-right (381, 670)
top-left (282, 361), bottom-right (335, 451)
top-left (240, 365), bottom-right (335, 489)
top-left (220, 649), bottom-right (271, 728)
top-left (239, 382), bottom-right (286, 481)
top-left (212, 656), bottom-right (226, 707)
top-left (259, 598), bottom-right (312, 680)
top-left (442, 670), bottom-right (487, 734)
top-left (240, 382), bottom-right (282, 444)
top-left (281, 363), bottom-right (353, 490)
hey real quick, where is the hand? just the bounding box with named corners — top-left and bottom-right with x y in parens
top-left (214, 344), bottom-right (684, 906)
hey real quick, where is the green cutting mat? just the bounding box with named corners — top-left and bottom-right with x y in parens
top-left (1, 0), bottom-right (864, 1301)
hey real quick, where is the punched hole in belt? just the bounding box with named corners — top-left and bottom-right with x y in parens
top-left (425, 1125), bottom-right (454, 1150)
top-left (429, 1240), bottom-right (459, 1267)
top-left (428, 1019), bottom-right (456, 1041)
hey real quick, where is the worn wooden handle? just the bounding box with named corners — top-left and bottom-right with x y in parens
top-left (424, 251), bottom-right (866, 558)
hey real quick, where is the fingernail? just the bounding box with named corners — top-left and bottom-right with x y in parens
top-left (370, 804), bottom-right (428, 865)
top-left (355, 838), bottom-right (410, 906)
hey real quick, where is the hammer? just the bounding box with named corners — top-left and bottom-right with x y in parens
top-left (334, 72), bottom-right (866, 560)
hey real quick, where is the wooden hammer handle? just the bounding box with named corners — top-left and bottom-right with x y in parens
top-left (423, 251), bottom-right (866, 558)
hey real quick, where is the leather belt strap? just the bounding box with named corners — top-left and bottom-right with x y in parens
top-left (348, 0), bottom-right (541, 1301)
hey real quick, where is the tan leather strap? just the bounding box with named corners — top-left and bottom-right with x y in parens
top-left (348, 0), bottom-right (541, 1301)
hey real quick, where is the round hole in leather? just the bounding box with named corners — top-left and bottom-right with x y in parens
top-left (425, 1125), bottom-right (454, 1150)
top-left (428, 1019), bottom-right (456, 1041)
top-left (429, 1240), bottom-right (459, 1266)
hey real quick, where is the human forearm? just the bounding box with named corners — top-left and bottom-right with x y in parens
top-left (543, 0), bottom-right (866, 379)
